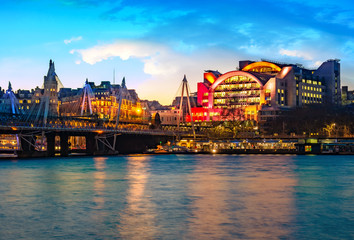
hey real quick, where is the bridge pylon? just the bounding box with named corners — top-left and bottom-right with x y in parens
top-left (177, 75), bottom-right (196, 140)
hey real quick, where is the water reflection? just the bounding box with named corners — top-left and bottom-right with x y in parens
top-left (186, 156), bottom-right (297, 239)
top-left (186, 157), bottom-right (231, 239)
top-left (118, 156), bottom-right (157, 239)
top-left (1, 155), bottom-right (353, 239)
top-left (93, 157), bottom-right (107, 210)
top-left (235, 157), bottom-right (297, 239)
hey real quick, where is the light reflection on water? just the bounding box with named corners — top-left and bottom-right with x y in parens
top-left (93, 157), bottom-right (107, 211)
top-left (118, 156), bottom-right (158, 239)
top-left (186, 156), bottom-right (297, 239)
top-left (0, 155), bottom-right (353, 239)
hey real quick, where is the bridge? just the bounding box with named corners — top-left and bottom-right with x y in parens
top-left (0, 61), bottom-right (206, 157)
top-left (0, 111), bottom-right (197, 157)
top-left (0, 64), bottom-right (199, 157)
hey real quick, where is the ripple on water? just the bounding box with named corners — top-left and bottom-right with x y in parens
top-left (0, 155), bottom-right (353, 239)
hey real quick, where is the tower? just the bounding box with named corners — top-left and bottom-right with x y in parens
top-left (27, 60), bottom-right (61, 125)
top-left (43, 59), bottom-right (59, 116)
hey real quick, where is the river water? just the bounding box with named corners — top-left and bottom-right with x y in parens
top-left (0, 154), bottom-right (353, 240)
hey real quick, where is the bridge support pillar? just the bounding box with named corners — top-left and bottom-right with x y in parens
top-left (60, 133), bottom-right (69, 157)
top-left (86, 133), bottom-right (96, 155)
top-left (17, 134), bottom-right (36, 157)
top-left (19, 134), bottom-right (35, 152)
top-left (46, 133), bottom-right (55, 157)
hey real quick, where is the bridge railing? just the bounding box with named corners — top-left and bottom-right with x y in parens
top-left (0, 112), bottom-right (196, 136)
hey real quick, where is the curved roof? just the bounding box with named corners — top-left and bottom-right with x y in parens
top-left (242, 61), bottom-right (281, 72)
top-left (210, 71), bottom-right (271, 91)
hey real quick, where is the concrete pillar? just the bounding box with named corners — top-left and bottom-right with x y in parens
top-left (17, 134), bottom-right (36, 157)
top-left (60, 133), bottom-right (69, 157)
top-left (85, 133), bottom-right (96, 155)
top-left (46, 132), bottom-right (55, 157)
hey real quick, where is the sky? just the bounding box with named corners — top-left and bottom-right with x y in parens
top-left (1, 0), bottom-right (354, 104)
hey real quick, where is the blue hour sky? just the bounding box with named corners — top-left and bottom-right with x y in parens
top-left (1, 0), bottom-right (354, 104)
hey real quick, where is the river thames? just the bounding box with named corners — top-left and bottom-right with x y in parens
top-left (0, 154), bottom-right (353, 239)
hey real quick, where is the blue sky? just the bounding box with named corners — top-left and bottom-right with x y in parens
top-left (1, 0), bottom-right (354, 104)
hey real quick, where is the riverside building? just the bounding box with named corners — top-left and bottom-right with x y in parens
top-left (193, 59), bottom-right (341, 123)
top-left (59, 79), bottom-right (146, 123)
top-left (8, 60), bottom-right (146, 123)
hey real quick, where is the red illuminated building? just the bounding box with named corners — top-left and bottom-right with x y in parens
top-left (191, 59), bottom-right (340, 123)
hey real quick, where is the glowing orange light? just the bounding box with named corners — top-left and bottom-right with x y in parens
top-left (211, 71), bottom-right (264, 91)
top-left (96, 130), bottom-right (103, 134)
top-left (204, 72), bottom-right (217, 84)
top-left (242, 61), bottom-right (281, 72)
top-left (11, 127), bottom-right (17, 130)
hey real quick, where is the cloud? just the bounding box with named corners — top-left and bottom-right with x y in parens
top-left (70, 40), bottom-right (174, 74)
top-left (279, 49), bottom-right (314, 60)
top-left (63, 0), bottom-right (354, 102)
top-left (64, 36), bottom-right (83, 44)
top-left (70, 40), bottom-right (243, 104)
top-left (314, 61), bottom-right (323, 67)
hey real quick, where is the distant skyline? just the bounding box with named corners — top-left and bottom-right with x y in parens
top-left (1, 0), bottom-right (354, 104)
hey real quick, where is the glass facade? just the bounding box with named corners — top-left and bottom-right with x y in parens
top-left (213, 75), bottom-right (261, 109)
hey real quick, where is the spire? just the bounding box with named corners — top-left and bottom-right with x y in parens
top-left (46, 59), bottom-right (56, 79)
top-left (8, 81), bottom-right (12, 92)
top-left (85, 78), bottom-right (89, 85)
top-left (49, 59), bottom-right (55, 70)
top-left (121, 77), bottom-right (126, 88)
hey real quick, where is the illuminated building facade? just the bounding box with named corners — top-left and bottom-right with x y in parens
top-left (2, 60), bottom-right (146, 124)
top-left (17, 90), bottom-right (33, 112)
top-left (150, 109), bottom-right (181, 125)
top-left (193, 59), bottom-right (341, 122)
top-left (59, 80), bottom-right (145, 122)
top-left (28, 60), bottom-right (61, 118)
